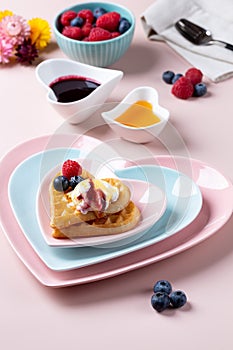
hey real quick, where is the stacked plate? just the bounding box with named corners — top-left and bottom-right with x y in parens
top-left (0, 134), bottom-right (232, 287)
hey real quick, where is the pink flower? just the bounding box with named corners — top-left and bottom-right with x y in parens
top-left (0, 36), bottom-right (14, 63)
top-left (15, 38), bottom-right (38, 64)
top-left (0, 15), bottom-right (30, 46)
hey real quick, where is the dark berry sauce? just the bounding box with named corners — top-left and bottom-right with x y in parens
top-left (49, 75), bottom-right (101, 103)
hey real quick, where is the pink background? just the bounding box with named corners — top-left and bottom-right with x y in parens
top-left (1, 0), bottom-right (233, 349)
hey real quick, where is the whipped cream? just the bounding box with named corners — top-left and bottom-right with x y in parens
top-left (67, 178), bottom-right (119, 214)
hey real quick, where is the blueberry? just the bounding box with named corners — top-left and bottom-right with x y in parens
top-left (153, 280), bottom-right (172, 295)
top-left (193, 83), bottom-right (207, 97)
top-left (93, 7), bottom-right (107, 19)
top-left (118, 18), bottom-right (131, 34)
top-left (172, 73), bottom-right (183, 84)
top-left (170, 290), bottom-right (187, 308)
top-left (162, 70), bottom-right (175, 84)
top-left (53, 176), bottom-right (69, 192)
top-left (69, 175), bottom-right (84, 189)
top-left (70, 16), bottom-right (84, 27)
top-left (151, 292), bottom-right (170, 312)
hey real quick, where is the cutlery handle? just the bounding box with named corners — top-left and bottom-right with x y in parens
top-left (225, 43), bottom-right (233, 51)
top-left (215, 40), bottom-right (233, 51)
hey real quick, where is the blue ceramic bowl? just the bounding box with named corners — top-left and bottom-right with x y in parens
top-left (53, 2), bottom-right (135, 67)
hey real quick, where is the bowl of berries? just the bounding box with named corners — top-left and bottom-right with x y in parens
top-left (53, 2), bottom-right (135, 67)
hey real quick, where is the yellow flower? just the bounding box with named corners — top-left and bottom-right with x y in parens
top-left (28, 17), bottom-right (51, 50)
top-left (0, 10), bottom-right (14, 21)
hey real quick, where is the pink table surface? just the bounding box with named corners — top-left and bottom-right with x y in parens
top-left (1, 1), bottom-right (233, 350)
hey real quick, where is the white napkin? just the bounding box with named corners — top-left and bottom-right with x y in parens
top-left (141, 0), bottom-right (233, 82)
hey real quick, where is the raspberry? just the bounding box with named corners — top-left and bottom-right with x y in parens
top-left (185, 67), bottom-right (203, 85)
top-left (60, 11), bottom-right (77, 27)
top-left (78, 9), bottom-right (94, 23)
top-left (96, 11), bottom-right (121, 32)
top-left (111, 31), bottom-right (120, 39)
top-left (62, 26), bottom-right (83, 40)
top-left (88, 27), bottom-right (112, 41)
top-left (171, 77), bottom-right (194, 99)
top-left (81, 22), bottom-right (92, 38)
top-left (62, 160), bottom-right (82, 179)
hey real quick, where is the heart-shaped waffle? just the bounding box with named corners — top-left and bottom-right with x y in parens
top-left (49, 169), bottom-right (140, 239)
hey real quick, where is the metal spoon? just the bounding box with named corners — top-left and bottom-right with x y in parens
top-left (175, 18), bottom-right (233, 51)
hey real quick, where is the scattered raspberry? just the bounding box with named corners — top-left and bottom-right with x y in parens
top-left (162, 67), bottom-right (207, 99)
top-left (62, 26), bottom-right (83, 40)
top-left (96, 11), bottom-right (120, 32)
top-left (78, 9), bottom-right (94, 23)
top-left (111, 31), bottom-right (120, 39)
top-left (185, 68), bottom-right (203, 85)
top-left (60, 11), bottom-right (77, 27)
top-left (62, 160), bottom-right (82, 179)
top-left (88, 27), bottom-right (112, 41)
top-left (81, 22), bottom-right (92, 37)
top-left (171, 77), bottom-right (194, 99)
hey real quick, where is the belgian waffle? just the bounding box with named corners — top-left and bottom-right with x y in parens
top-left (49, 173), bottom-right (140, 239)
top-left (51, 200), bottom-right (140, 238)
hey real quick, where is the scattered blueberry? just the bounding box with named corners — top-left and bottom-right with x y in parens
top-left (170, 290), bottom-right (187, 308)
top-left (93, 7), bottom-right (107, 19)
top-left (151, 280), bottom-right (188, 313)
top-left (193, 83), bottom-right (207, 97)
top-left (153, 280), bottom-right (172, 295)
top-left (162, 70), bottom-right (175, 84)
top-left (151, 292), bottom-right (171, 312)
top-left (118, 18), bottom-right (131, 34)
top-left (53, 175), bottom-right (69, 192)
top-left (70, 16), bottom-right (84, 27)
top-left (172, 73), bottom-right (183, 84)
top-left (69, 175), bottom-right (84, 189)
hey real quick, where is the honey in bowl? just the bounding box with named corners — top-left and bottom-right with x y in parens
top-left (115, 100), bottom-right (161, 128)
